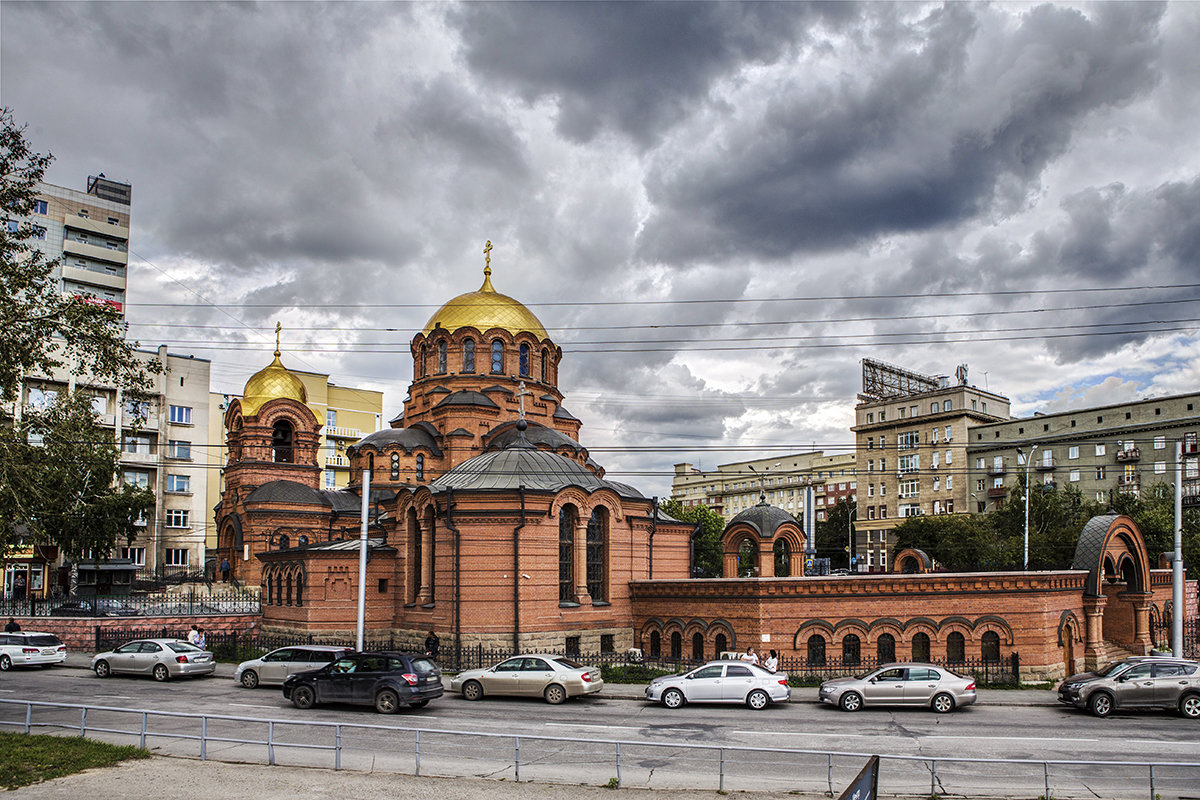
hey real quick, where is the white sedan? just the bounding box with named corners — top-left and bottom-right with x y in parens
top-left (646, 660), bottom-right (790, 710)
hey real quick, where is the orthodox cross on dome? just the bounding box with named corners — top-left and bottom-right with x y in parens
top-left (515, 380), bottom-right (532, 421)
top-left (483, 240), bottom-right (493, 278)
top-left (274, 321), bottom-right (282, 357)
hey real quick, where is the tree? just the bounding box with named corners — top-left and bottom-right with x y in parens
top-left (1, 107), bottom-right (154, 401)
top-left (660, 499), bottom-right (725, 577)
top-left (891, 513), bottom-right (1014, 572)
top-left (1, 108), bottom-right (158, 561)
top-left (814, 499), bottom-right (855, 568)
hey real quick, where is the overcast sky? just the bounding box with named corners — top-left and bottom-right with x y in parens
top-left (4, 1), bottom-right (1199, 497)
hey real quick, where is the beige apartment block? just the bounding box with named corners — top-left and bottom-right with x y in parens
top-left (205, 371), bottom-right (383, 549)
top-left (671, 451), bottom-right (857, 524)
top-left (967, 391), bottom-right (1200, 511)
top-left (852, 360), bottom-right (1010, 572)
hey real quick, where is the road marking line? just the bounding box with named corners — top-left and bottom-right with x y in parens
top-left (546, 723), bottom-right (640, 730)
top-left (228, 704), bottom-right (279, 709)
top-left (923, 735), bottom-right (1101, 743)
top-left (0, 689), bottom-right (14, 693)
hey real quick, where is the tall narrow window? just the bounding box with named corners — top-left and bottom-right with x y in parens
top-left (491, 339), bottom-right (504, 373)
top-left (981, 631), bottom-right (1001, 663)
top-left (807, 634), bottom-right (826, 666)
top-left (692, 632), bottom-right (704, 661)
top-left (419, 344), bottom-right (427, 378)
top-left (558, 506), bottom-right (576, 603)
top-left (737, 539), bottom-right (758, 577)
top-left (586, 507), bottom-right (608, 601)
top-left (912, 632), bottom-right (931, 662)
top-left (877, 633), bottom-right (896, 663)
top-left (272, 420), bottom-right (294, 463)
top-left (670, 632), bottom-right (682, 660)
top-left (773, 538), bottom-right (791, 577)
top-left (436, 340), bottom-right (447, 373)
top-left (842, 634), bottom-right (861, 666)
top-left (519, 343), bottom-right (530, 377)
top-left (947, 631), bottom-right (966, 663)
top-left (649, 630), bottom-right (661, 658)
top-left (462, 339), bottom-right (476, 373)
top-left (714, 633), bottom-right (727, 655)
top-left (540, 348), bottom-right (548, 382)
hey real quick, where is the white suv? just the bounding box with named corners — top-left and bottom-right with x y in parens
top-left (0, 631), bottom-right (68, 670)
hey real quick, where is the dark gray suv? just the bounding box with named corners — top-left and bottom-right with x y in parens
top-left (1057, 656), bottom-right (1200, 718)
top-left (283, 651), bottom-right (443, 714)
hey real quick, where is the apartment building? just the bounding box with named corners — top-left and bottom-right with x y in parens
top-left (852, 359), bottom-right (1010, 572)
top-left (967, 391), bottom-right (1200, 510)
top-left (15, 175), bottom-right (133, 314)
top-left (204, 371), bottom-right (383, 550)
top-left (671, 450), bottom-right (857, 524)
top-left (8, 347), bottom-right (211, 595)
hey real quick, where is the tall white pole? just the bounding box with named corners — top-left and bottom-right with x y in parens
top-left (1174, 442), bottom-right (1184, 658)
top-left (356, 462), bottom-right (372, 652)
top-left (1021, 445), bottom-right (1037, 570)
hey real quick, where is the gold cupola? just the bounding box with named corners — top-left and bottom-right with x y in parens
top-left (422, 241), bottom-right (548, 340)
top-left (241, 323), bottom-right (309, 417)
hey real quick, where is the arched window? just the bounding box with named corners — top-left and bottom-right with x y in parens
top-left (773, 538), bottom-right (791, 577)
top-left (715, 632), bottom-right (727, 656)
top-left (981, 631), bottom-right (1001, 663)
top-left (462, 339), bottom-right (476, 373)
top-left (649, 631), bottom-right (661, 658)
top-left (947, 631), bottom-right (966, 663)
top-left (419, 344), bottom-right (427, 378)
top-left (275, 572), bottom-right (283, 606)
top-left (558, 506), bottom-right (576, 603)
top-left (491, 339), bottom-right (504, 373)
top-left (437, 340), bottom-right (447, 374)
top-left (586, 507), bottom-right (608, 601)
top-left (877, 633), bottom-right (896, 664)
top-left (737, 539), bottom-right (758, 577)
top-left (670, 632), bottom-right (682, 660)
top-left (285, 573), bottom-right (293, 605)
top-left (390, 453), bottom-right (399, 480)
top-left (408, 509), bottom-right (421, 604)
top-left (415, 454), bottom-right (424, 482)
top-left (263, 572), bottom-right (273, 605)
top-left (277, 533), bottom-right (290, 550)
top-left (842, 634), bottom-right (861, 666)
top-left (912, 632), bottom-right (931, 662)
top-left (692, 632), bottom-right (704, 661)
top-left (297, 535), bottom-right (309, 546)
top-left (272, 420), bottom-right (294, 463)
top-left (807, 634), bottom-right (826, 666)
top-left (294, 571), bottom-right (304, 607)
top-left (541, 348), bottom-right (549, 382)
top-left (519, 343), bottom-right (530, 377)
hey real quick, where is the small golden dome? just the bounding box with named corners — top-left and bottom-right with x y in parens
top-left (242, 326), bottom-right (308, 417)
top-left (422, 245), bottom-right (548, 340)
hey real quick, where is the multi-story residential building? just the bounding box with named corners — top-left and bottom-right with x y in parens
top-left (967, 391), bottom-right (1200, 510)
top-left (204, 370), bottom-right (383, 550)
top-left (852, 359), bottom-right (1010, 572)
top-left (671, 451), bottom-right (857, 523)
top-left (7, 347), bottom-right (211, 596)
top-left (14, 174), bottom-right (132, 314)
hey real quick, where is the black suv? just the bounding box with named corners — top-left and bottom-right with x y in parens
top-left (1057, 656), bottom-right (1200, 718)
top-left (282, 651), bottom-right (443, 714)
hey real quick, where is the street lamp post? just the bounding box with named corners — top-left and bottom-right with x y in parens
top-left (848, 503), bottom-right (857, 571)
top-left (1016, 445), bottom-right (1038, 570)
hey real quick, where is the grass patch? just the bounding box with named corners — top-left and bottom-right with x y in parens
top-left (600, 664), bottom-right (676, 684)
top-left (0, 732), bottom-right (149, 790)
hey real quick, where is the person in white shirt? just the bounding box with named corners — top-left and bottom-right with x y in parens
top-left (187, 624), bottom-right (201, 646)
top-left (740, 646), bottom-right (759, 665)
top-left (762, 649), bottom-right (778, 672)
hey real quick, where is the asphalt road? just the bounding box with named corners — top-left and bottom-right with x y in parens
top-left (3, 664), bottom-right (1199, 799)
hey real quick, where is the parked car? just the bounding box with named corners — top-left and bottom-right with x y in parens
top-left (92, 638), bottom-right (215, 681)
top-left (50, 598), bottom-right (140, 617)
top-left (235, 645), bottom-right (352, 688)
top-left (645, 660), bottom-right (790, 710)
top-left (451, 655), bottom-right (604, 704)
top-left (282, 651), bottom-right (442, 714)
top-left (819, 664), bottom-right (977, 713)
top-left (0, 632), bottom-right (67, 670)
top-left (1057, 656), bottom-right (1200, 718)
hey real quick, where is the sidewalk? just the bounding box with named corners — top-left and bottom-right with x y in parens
top-left (60, 652), bottom-right (1058, 705)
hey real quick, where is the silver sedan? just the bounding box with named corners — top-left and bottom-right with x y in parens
top-left (92, 638), bottom-right (215, 681)
top-left (646, 660), bottom-right (790, 710)
top-left (451, 655), bottom-right (604, 704)
top-left (235, 645), bottom-right (351, 688)
top-left (819, 663), bottom-right (977, 713)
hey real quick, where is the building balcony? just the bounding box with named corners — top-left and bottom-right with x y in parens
top-left (1034, 458), bottom-right (1057, 471)
top-left (63, 213), bottom-right (129, 240)
top-left (986, 462), bottom-right (1007, 476)
top-left (325, 454), bottom-right (349, 468)
top-left (62, 264), bottom-right (126, 291)
top-left (1183, 481), bottom-right (1200, 507)
top-left (62, 238), bottom-right (128, 266)
top-left (325, 426), bottom-right (362, 439)
top-left (1118, 473), bottom-right (1141, 486)
top-left (987, 487), bottom-right (1008, 499)
top-left (120, 450), bottom-right (157, 466)
top-left (1115, 448), bottom-right (1141, 463)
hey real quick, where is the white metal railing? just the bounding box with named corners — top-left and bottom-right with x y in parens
top-left (1, 699), bottom-right (1197, 798)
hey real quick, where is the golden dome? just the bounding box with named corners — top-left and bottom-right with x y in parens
top-left (241, 328), bottom-right (309, 417)
top-left (422, 250), bottom-right (548, 340)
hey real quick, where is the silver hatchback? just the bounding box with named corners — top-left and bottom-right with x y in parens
top-left (819, 663), bottom-right (977, 713)
top-left (235, 645), bottom-right (351, 689)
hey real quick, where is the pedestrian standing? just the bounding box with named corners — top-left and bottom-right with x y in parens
top-left (188, 624), bottom-right (200, 646)
top-left (424, 630), bottom-right (440, 659)
top-left (220, 558), bottom-right (231, 582)
top-left (4, 617), bottom-right (20, 633)
top-left (196, 627), bottom-right (207, 650)
top-left (762, 649), bottom-right (778, 672)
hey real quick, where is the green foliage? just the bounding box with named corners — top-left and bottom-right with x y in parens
top-left (660, 498), bottom-right (725, 577)
top-left (0, 732), bottom-right (149, 789)
top-left (814, 498), bottom-right (855, 569)
top-left (606, 777), bottom-right (620, 789)
top-left (600, 663), bottom-right (675, 683)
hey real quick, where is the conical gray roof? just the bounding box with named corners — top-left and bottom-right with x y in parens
top-left (726, 500), bottom-right (796, 539)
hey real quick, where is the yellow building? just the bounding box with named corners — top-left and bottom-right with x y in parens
top-left (205, 372), bottom-right (383, 549)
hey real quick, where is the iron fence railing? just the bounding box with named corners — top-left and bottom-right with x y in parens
top-left (0, 590), bottom-right (259, 619)
top-left (1, 699), bottom-right (1196, 799)
top-left (1151, 618), bottom-right (1199, 658)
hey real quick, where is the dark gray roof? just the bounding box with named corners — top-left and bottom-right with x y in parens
top-left (1071, 514), bottom-right (1119, 596)
top-left (540, 394), bottom-right (557, 402)
top-left (484, 420), bottom-right (585, 453)
top-left (427, 385), bottom-right (451, 395)
top-left (726, 501), bottom-right (797, 539)
top-left (323, 487), bottom-right (395, 513)
top-left (430, 442), bottom-right (638, 497)
top-left (553, 405), bottom-right (579, 421)
top-left (445, 427), bottom-right (474, 437)
top-left (605, 480), bottom-right (645, 499)
top-left (246, 481), bottom-right (330, 506)
top-left (389, 410), bottom-right (404, 424)
top-left (351, 426), bottom-right (443, 457)
top-left (435, 390), bottom-right (500, 410)
top-left (483, 384), bottom-right (514, 395)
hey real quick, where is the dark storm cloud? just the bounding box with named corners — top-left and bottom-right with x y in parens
top-left (451, 1), bottom-right (854, 147)
top-left (637, 2), bottom-right (1166, 264)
